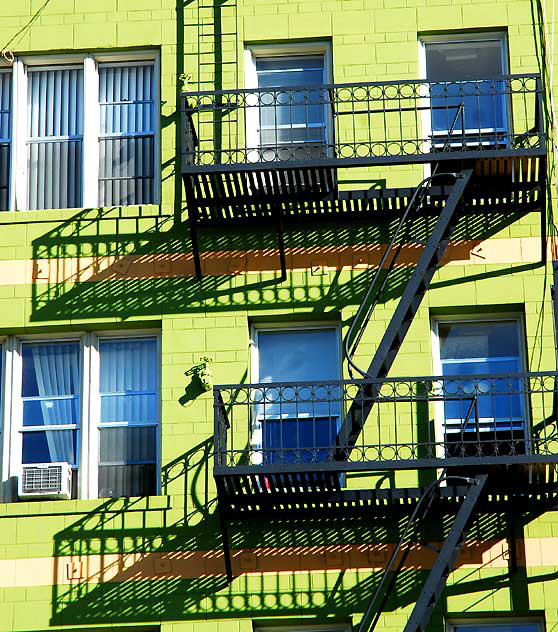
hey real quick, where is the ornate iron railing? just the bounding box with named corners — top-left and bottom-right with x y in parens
top-left (214, 372), bottom-right (558, 471)
top-left (183, 74), bottom-right (545, 171)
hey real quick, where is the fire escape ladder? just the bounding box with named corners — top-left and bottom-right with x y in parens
top-left (401, 474), bottom-right (488, 632)
top-left (358, 474), bottom-right (488, 632)
top-left (337, 167), bottom-right (473, 454)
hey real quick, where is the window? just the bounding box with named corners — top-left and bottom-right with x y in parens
top-left (448, 621), bottom-right (543, 632)
top-left (1, 53), bottom-right (158, 211)
top-left (432, 319), bottom-right (527, 456)
top-left (4, 334), bottom-right (160, 500)
top-left (98, 338), bottom-right (158, 498)
top-left (421, 34), bottom-right (508, 143)
top-left (256, 625), bottom-right (350, 632)
top-left (0, 70), bottom-right (11, 210)
top-left (246, 44), bottom-right (331, 162)
top-left (252, 326), bottom-right (340, 464)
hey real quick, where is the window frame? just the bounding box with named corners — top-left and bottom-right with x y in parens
top-left (250, 323), bottom-right (342, 466)
top-left (5, 50), bottom-right (160, 212)
top-left (2, 330), bottom-right (161, 502)
top-left (92, 332), bottom-right (161, 500)
top-left (418, 32), bottom-right (510, 151)
top-left (255, 625), bottom-right (351, 632)
top-left (446, 618), bottom-right (545, 632)
top-left (244, 42), bottom-right (333, 161)
top-left (430, 314), bottom-right (528, 456)
top-left (0, 66), bottom-right (12, 211)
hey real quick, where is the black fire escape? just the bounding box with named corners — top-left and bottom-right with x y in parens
top-left (181, 73), bottom-right (552, 632)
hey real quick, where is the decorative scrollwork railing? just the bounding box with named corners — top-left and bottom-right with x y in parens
top-left (214, 372), bottom-right (558, 470)
top-left (183, 74), bottom-right (545, 170)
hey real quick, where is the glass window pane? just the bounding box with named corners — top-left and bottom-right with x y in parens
top-left (23, 398), bottom-right (79, 428)
top-left (22, 342), bottom-right (81, 397)
top-left (438, 320), bottom-right (525, 447)
top-left (0, 71), bottom-right (12, 210)
top-left (22, 429), bottom-right (77, 465)
top-left (98, 63), bottom-right (155, 206)
top-left (426, 39), bottom-right (506, 134)
top-left (98, 463), bottom-right (156, 498)
top-left (99, 338), bottom-right (158, 424)
top-left (99, 426), bottom-right (157, 465)
top-left (426, 40), bottom-right (504, 81)
top-left (99, 136), bottom-right (154, 206)
top-left (256, 328), bottom-right (340, 462)
top-left (439, 321), bottom-right (520, 361)
top-left (255, 55), bottom-right (327, 151)
top-left (21, 342), bottom-right (81, 434)
top-left (27, 67), bottom-right (83, 210)
top-left (258, 329), bottom-right (339, 383)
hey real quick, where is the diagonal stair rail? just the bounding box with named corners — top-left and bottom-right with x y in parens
top-left (358, 474), bottom-right (488, 632)
top-left (337, 167), bottom-right (473, 455)
top-left (402, 474), bottom-right (488, 632)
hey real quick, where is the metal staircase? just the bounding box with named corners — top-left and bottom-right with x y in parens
top-left (359, 474), bottom-right (488, 632)
top-left (336, 167), bottom-right (474, 455)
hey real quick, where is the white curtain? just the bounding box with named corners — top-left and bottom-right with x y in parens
top-left (27, 67), bottom-right (83, 210)
top-left (30, 343), bottom-right (80, 464)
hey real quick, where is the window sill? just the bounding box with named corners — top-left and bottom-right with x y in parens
top-left (0, 493), bottom-right (171, 517)
top-left (0, 204), bottom-right (163, 224)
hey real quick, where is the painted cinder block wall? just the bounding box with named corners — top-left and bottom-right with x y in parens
top-left (0, 0), bottom-right (556, 631)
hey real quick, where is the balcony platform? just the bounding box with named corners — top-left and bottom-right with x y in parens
top-left (216, 469), bottom-right (558, 518)
top-left (213, 372), bottom-right (558, 509)
top-left (181, 75), bottom-right (547, 277)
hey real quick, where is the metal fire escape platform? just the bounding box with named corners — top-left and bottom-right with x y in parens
top-left (181, 74), bottom-right (547, 278)
top-left (182, 63), bottom-right (551, 631)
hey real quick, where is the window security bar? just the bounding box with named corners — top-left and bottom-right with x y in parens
top-left (214, 372), bottom-right (558, 471)
top-left (183, 74), bottom-right (545, 171)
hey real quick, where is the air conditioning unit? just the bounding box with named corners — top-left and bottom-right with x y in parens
top-left (18, 462), bottom-right (72, 500)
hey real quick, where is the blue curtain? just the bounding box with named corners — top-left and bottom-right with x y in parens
top-left (0, 71), bottom-right (11, 210)
top-left (98, 338), bottom-right (158, 497)
top-left (99, 63), bottom-right (155, 206)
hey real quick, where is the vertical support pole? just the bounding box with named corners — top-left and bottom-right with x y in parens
top-left (189, 214), bottom-right (203, 280)
top-left (507, 510), bottom-right (518, 575)
top-left (539, 156), bottom-right (547, 265)
top-left (274, 203), bottom-right (287, 281)
top-left (551, 261), bottom-right (558, 370)
top-left (219, 506), bottom-right (234, 584)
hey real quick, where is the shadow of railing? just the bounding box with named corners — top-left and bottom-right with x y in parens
top-left (29, 202), bottom-right (537, 323)
top-left (50, 430), bottom-right (555, 627)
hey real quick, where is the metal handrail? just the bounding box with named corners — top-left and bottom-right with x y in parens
top-left (344, 104), bottom-right (465, 379)
top-left (182, 73), bottom-right (542, 98)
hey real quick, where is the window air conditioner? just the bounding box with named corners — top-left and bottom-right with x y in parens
top-left (18, 462), bottom-right (72, 500)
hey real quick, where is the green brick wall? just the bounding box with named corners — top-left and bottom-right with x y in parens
top-left (0, 0), bottom-right (556, 631)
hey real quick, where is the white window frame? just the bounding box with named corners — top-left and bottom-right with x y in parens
top-left (5, 50), bottom-right (160, 212)
top-left (1, 330), bottom-right (161, 502)
top-left (418, 32), bottom-right (509, 153)
top-left (446, 619), bottom-right (545, 632)
top-left (430, 314), bottom-right (528, 458)
top-left (244, 42), bottom-right (333, 161)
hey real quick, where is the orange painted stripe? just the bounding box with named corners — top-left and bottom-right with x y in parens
top-left (0, 538), bottom-right (555, 588)
top-left (25, 236), bottom-right (545, 285)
